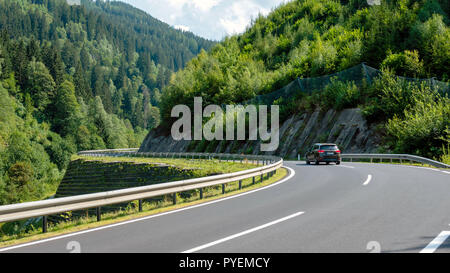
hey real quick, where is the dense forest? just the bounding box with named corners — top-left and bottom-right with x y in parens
top-left (160, 0), bottom-right (449, 159)
top-left (0, 0), bottom-right (215, 205)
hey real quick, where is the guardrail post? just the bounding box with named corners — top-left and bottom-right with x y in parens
top-left (199, 188), bottom-right (203, 199)
top-left (173, 193), bottom-right (177, 205)
top-left (252, 176), bottom-right (255, 185)
top-left (260, 174), bottom-right (263, 182)
top-left (239, 180), bottom-right (242, 190)
top-left (96, 207), bottom-right (101, 222)
top-left (222, 184), bottom-right (225, 194)
top-left (42, 216), bottom-right (47, 233)
top-left (370, 158), bottom-right (373, 163)
top-left (139, 200), bottom-right (143, 212)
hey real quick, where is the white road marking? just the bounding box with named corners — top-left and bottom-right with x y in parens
top-left (442, 171), bottom-right (450, 174)
top-left (402, 165), bottom-right (441, 172)
top-left (338, 165), bottom-right (355, 169)
top-left (0, 167), bottom-right (296, 252)
top-left (420, 231), bottom-right (450, 253)
top-left (423, 168), bottom-right (441, 172)
top-left (363, 175), bottom-right (373, 186)
top-left (182, 211), bottom-right (305, 253)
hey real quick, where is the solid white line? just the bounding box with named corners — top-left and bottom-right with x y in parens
top-left (402, 165), bottom-right (441, 172)
top-left (420, 231), bottom-right (450, 253)
top-left (363, 175), bottom-right (372, 186)
top-left (442, 171), bottom-right (450, 175)
top-left (0, 167), bottom-right (296, 252)
top-left (182, 211), bottom-right (304, 253)
top-left (338, 165), bottom-right (355, 169)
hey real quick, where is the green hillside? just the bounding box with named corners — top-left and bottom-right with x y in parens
top-left (0, 0), bottom-right (215, 205)
top-left (159, 0), bottom-right (449, 159)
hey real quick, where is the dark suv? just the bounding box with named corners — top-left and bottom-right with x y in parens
top-left (305, 143), bottom-right (341, 165)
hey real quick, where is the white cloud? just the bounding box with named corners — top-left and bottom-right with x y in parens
top-left (219, 1), bottom-right (270, 36)
top-left (167, 0), bottom-right (221, 12)
top-left (121, 0), bottom-right (288, 40)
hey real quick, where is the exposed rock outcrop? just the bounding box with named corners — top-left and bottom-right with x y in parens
top-left (139, 108), bottom-right (381, 158)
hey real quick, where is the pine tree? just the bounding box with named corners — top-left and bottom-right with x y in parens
top-left (51, 49), bottom-right (65, 87)
top-left (73, 61), bottom-right (91, 99)
top-left (12, 41), bottom-right (28, 88)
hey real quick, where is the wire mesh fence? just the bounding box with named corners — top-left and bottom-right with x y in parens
top-left (241, 63), bottom-right (449, 106)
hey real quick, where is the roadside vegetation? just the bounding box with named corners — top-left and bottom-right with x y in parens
top-left (70, 154), bottom-right (259, 178)
top-left (159, 0), bottom-right (449, 162)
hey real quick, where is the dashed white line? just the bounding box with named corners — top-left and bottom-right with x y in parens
top-left (363, 175), bottom-right (373, 186)
top-left (420, 231), bottom-right (450, 253)
top-left (338, 165), bottom-right (355, 169)
top-left (182, 211), bottom-right (305, 253)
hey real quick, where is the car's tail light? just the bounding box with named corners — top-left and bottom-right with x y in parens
top-left (318, 150), bottom-right (325, 153)
top-left (336, 150), bottom-right (341, 153)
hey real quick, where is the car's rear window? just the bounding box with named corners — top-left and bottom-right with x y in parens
top-left (320, 145), bottom-right (338, 150)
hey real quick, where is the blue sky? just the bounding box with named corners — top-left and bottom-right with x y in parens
top-left (120, 0), bottom-right (290, 41)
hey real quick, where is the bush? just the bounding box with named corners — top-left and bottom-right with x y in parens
top-left (386, 93), bottom-right (449, 158)
top-left (366, 69), bottom-right (436, 120)
top-left (45, 133), bottom-right (77, 170)
top-left (381, 50), bottom-right (425, 78)
top-left (321, 79), bottom-right (359, 110)
top-left (7, 162), bottom-right (33, 188)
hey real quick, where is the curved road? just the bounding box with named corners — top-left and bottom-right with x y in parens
top-left (1, 161), bottom-right (450, 253)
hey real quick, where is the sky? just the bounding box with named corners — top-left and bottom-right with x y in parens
top-left (120, 0), bottom-right (290, 41)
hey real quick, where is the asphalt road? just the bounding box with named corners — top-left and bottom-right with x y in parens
top-left (1, 161), bottom-right (450, 253)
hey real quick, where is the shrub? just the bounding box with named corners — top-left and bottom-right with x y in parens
top-left (321, 79), bottom-right (359, 110)
top-left (381, 50), bottom-right (425, 78)
top-left (7, 162), bottom-right (33, 189)
top-left (386, 93), bottom-right (449, 158)
top-left (366, 69), bottom-right (436, 120)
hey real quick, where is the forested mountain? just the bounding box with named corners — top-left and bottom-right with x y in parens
top-left (0, 0), bottom-right (215, 205)
top-left (159, 0), bottom-right (449, 158)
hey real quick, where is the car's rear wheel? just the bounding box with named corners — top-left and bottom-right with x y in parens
top-left (336, 161), bottom-right (341, 165)
top-left (306, 160), bottom-right (310, 165)
top-left (315, 160), bottom-right (319, 165)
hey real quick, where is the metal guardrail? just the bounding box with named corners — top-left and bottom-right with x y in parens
top-left (0, 150), bottom-right (283, 233)
top-left (341, 154), bottom-right (450, 169)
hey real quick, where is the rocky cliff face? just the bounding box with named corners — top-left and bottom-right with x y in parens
top-left (139, 108), bottom-right (382, 158)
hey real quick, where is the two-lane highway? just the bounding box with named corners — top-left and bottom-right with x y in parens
top-left (1, 161), bottom-right (449, 253)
